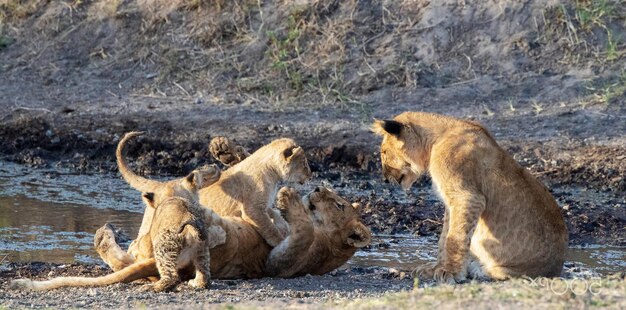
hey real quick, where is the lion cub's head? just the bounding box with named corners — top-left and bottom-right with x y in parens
top-left (303, 186), bottom-right (371, 248)
top-left (266, 138), bottom-right (312, 185)
top-left (372, 119), bottom-right (424, 191)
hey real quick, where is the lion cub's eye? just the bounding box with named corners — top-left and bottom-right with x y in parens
top-left (335, 202), bottom-right (343, 210)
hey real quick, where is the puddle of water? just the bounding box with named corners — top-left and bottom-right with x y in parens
top-left (0, 195), bottom-right (142, 264)
top-left (0, 161), bottom-right (623, 278)
top-left (349, 235), bottom-right (625, 277)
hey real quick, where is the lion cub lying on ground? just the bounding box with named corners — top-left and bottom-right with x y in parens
top-left (9, 186), bottom-right (371, 290)
top-left (117, 132), bottom-right (311, 247)
top-left (373, 111), bottom-right (568, 283)
top-left (10, 169), bottom-right (225, 292)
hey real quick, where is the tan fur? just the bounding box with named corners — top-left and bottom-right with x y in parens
top-left (10, 172), bottom-right (226, 292)
top-left (372, 112), bottom-right (568, 283)
top-left (120, 133), bottom-right (311, 248)
top-left (100, 186), bottom-right (369, 280)
top-left (264, 187), bottom-right (372, 277)
top-left (115, 131), bottom-right (221, 260)
top-left (15, 185), bottom-right (370, 291)
top-left (10, 186), bottom-right (369, 290)
top-left (197, 137), bottom-right (312, 247)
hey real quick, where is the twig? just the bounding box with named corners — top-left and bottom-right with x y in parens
top-left (445, 78), bottom-right (477, 87)
top-left (173, 81), bottom-right (191, 98)
top-left (12, 106), bottom-right (53, 113)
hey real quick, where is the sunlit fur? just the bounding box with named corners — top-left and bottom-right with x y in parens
top-left (10, 173), bottom-right (226, 292)
top-left (117, 133), bottom-right (311, 248)
top-left (197, 138), bottom-right (312, 247)
top-left (373, 112), bottom-right (568, 283)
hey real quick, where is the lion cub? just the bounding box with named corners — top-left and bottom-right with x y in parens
top-left (10, 170), bottom-right (226, 292)
top-left (116, 132), bottom-right (311, 248)
top-left (198, 138), bottom-right (312, 247)
top-left (373, 112), bottom-right (568, 283)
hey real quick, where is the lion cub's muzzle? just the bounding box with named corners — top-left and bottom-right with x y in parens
top-left (382, 165), bottom-right (402, 185)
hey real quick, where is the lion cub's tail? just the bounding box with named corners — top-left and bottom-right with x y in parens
top-left (9, 258), bottom-right (158, 291)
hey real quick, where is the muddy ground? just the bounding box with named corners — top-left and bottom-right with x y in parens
top-left (0, 263), bottom-right (623, 309)
top-left (0, 0), bottom-right (625, 308)
top-left (0, 263), bottom-right (413, 308)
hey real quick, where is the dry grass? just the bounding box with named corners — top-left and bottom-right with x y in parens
top-left (334, 276), bottom-right (626, 309)
top-left (1, 0), bottom-right (625, 111)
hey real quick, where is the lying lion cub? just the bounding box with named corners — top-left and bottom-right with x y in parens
top-left (117, 132), bottom-right (311, 247)
top-left (265, 186), bottom-right (372, 277)
top-left (373, 112), bottom-right (568, 283)
top-left (10, 170), bottom-right (225, 292)
top-left (9, 186), bottom-right (370, 290)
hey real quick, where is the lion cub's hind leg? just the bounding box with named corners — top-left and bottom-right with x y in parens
top-left (94, 223), bottom-right (135, 272)
top-left (188, 247), bottom-right (211, 289)
top-left (188, 224), bottom-right (224, 290)
top-left (152, 229), bottom-right (184, 292)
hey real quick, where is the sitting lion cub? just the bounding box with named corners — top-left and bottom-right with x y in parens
top-left (11, 170), bottom-right (226, 292)
top-left (372, 112), bottom-right (568, 283)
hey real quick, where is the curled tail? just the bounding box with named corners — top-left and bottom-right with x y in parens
top-left (9, 258), bottom-right (158, 291)
top-left (116, 131), bottom-right (163, 193)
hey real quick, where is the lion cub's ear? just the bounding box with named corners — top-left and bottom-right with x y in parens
top-left (184, 171), bottom-right (203, 190)
top-left (372, 119), bottom-right (403, 137)
top-left (142, 192), bottom-right (156, 209)
top-left (345, 221), bottom-right (372, 248)
top-left (283, 146), bottom-right (304, 160)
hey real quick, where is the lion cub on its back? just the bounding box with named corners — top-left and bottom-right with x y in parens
top-left (373, 112), bottom-right (568, 283)
top-left (199, 138), bottom-right (312, 247)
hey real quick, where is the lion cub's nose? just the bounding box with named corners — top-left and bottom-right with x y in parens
top-left (314, 187), bottom-right (321, 192)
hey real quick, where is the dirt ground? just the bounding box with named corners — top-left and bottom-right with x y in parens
top-left (0, 0), bottom-right (625, 308)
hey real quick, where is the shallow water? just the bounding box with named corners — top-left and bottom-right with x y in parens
top-left (0, 161), bottom-right (623, 276)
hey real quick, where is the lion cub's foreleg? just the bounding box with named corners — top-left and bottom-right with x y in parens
top-left (416, 190), bottom-right (485, 284)
top-left (264, 187), bottom-right (314, 277)
top-left (241, 202), bottom-right (286, 247)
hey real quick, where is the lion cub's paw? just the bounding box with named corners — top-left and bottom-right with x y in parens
top-left (413, 262), bottom-right (465, 284)
top-left (209, 137), bottom-right (249, 166)
top-left (188, 278), bottom-right (209, 290)
top-left (276, 187), bottom-right (299, 209)
top-left (277, 187), bottom-right (305, 212)
top-left (150, 278), bottom-right (180, 292)
top-left (94, 223), bottom-right (120, 250)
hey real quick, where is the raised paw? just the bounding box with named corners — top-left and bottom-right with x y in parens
top-left (94, 223), bottom-right (120, 254)
top-left (209, 137), bottom-right (249, 166)
top-left (94, 223), bottom-right (129, 248)
top-left (276, 187), bottom-right (300, 210)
